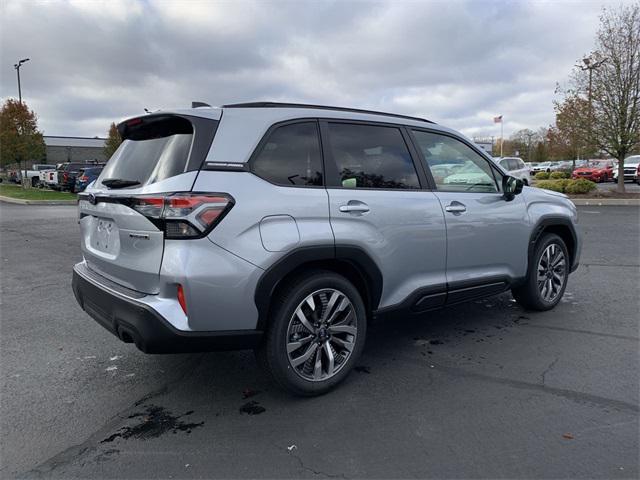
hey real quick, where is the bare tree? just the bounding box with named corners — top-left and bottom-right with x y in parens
top-left (577, 4), bottom-right (640, 192)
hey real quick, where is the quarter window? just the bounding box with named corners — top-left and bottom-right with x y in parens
top-left (326, 123), bottom-right (420, 189)
top-left (412, 130), bottom-right (499, 193)
top-left (252, 122), bottom-right (323, 186)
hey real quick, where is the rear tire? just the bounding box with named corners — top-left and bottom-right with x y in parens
top-left (512, 233), bottom-right (569, 311)
top-left (256, 271), bottom-right (367, 396)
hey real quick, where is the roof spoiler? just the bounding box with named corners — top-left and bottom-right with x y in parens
top-left (192, 101), bottom-right (211, 108)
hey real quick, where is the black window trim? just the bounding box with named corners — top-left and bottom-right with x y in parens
top-left (247, 118), bottom-right (326, 189)
top-left (318, 118), bottom-right (428, 191)
top-left (407, 127), bottom-right (505, 194)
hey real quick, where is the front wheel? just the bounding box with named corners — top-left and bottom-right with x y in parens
top-left (257, 271), bottom-right (367, 396)
top-left (512, 233), bottom-right (569, 311)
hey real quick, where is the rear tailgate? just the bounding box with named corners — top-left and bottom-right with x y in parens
top-left (78, 112), bottom-right (219, 294)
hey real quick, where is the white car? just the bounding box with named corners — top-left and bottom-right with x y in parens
top-left (532, 161), bottom-right (562, 173)
top-left (613, 155), bottom-right (640, 183)
top-left (495, 157), bottom-right (532, 185)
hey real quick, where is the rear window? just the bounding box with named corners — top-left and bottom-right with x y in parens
top-left (99, 116), bottom-right (195, 187)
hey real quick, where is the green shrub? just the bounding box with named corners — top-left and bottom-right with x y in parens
top-left (535, 172), bottom-right (550, 180)
top-left (550, 171), bottom-right (569, 179)
top-left (535, 178), bottom-right (596, 194)
top-left (535, 180), bottom-right (565, 192)
top-left (565, 179), bottom-right (597, 194)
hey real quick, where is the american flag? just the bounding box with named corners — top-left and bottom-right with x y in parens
top-left (494, 115), bottom-right (503, 123)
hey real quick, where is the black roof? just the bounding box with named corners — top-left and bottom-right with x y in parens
top-left (222, 102), bottom-right (434, 124)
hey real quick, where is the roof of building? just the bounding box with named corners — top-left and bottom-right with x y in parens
top-left (44, 136), bottom-right (106, 148)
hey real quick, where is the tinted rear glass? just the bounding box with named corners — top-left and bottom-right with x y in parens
top-left (326, 123), bottom-right (419, 189)
top-left (99, 116), bottom-right (194, 187)
top-left (252, 122), bottom-right (323, 186)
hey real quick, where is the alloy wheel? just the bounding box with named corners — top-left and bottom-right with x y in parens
top-left (537, 243), bottom-right (566, 302)
top-left (286, 288), bottom-right (357, 382)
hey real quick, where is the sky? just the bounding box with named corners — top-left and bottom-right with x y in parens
top-left (0, 0), bottom-right (626, 139)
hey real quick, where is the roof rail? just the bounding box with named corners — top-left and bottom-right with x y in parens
top-left (222, 102), bottom-right (434, 124)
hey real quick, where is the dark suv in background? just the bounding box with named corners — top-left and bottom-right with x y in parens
top-left (56, 161), bottom-right (104, 192)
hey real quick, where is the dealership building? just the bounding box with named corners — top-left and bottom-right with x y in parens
top-left (44, 136), bottom-right (107, 164)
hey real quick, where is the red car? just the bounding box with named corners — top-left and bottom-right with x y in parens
top-left (572, 160), bottom-right (616, 182)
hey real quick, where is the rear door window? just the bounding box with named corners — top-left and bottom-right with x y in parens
top-left (251, 122), bottom-right (323, 186)
top-left (325, 123), bottom-right (420, 189)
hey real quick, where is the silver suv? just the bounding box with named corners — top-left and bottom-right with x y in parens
top-left (72, 102), bottom-right (581, 395)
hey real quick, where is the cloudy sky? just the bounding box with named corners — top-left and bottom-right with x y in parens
top-left (0, 0), bottom-right (625, 139)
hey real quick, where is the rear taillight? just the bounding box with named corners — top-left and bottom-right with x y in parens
top-left (130, 193), bottom-right (234, 239)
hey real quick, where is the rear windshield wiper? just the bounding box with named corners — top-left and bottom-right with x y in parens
top-left (101, 178), bottom-right (141, 189)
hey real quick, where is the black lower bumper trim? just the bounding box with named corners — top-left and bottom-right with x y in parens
top-left (72, 266), bottom-right (263, 353)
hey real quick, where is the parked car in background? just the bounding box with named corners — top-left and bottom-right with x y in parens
top-left (74, 166), bottom-right (103, 192)
top-left (525, 162), bottom-right (538, 175)
top-left (39, 164), bottom-right (62, 188)
top-left (556, 161), bottom-right (574, 172)
top-left (572, 159), bottom-right (616, 183)
top-left (72, 102), bottom-right (581, 395)
top-left (55, 161), bottom-right (104, 192)
top-left (532, 161), bottom-right (562, 173)
top-left (16, 164), bottom-right (57, 187)
top-left (495, 157), bottom-right (531, 185)
top-left (613, 155), bottom-right (640, 183)
top-left (7, 169), bottom-right (21, 183)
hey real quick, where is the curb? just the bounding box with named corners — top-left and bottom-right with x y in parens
top-left (0, 195), bottom-right (77, 206)
top-left (570, 198), bottom-right (640, 206)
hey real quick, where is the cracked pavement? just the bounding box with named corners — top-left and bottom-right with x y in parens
top-left (1, 203), bottom-right (638, 479)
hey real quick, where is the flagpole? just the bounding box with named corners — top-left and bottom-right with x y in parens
top-left (500, 117), bottom-right (504, 157)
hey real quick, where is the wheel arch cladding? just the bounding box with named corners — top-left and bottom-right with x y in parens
top-left (254, 245), bottom-right (383, 330)
top-left (529, 217), bottom-right (577, 271)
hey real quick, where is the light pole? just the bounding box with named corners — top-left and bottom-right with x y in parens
top-left (14, 58), bottom-right (30, 103)
top-left (578, 55), bottom-right (605, 156)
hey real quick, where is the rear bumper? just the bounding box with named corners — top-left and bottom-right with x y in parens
top-left (72, 263), bottom-right (263, 353)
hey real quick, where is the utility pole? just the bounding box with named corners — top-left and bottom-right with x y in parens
top-left (14, 58), bottom-right (30, 103)
top-left (578, 55), bottom-right (606, 156)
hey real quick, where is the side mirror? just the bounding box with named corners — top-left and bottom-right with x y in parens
top-left (503, 175), bottom-right (524, 200)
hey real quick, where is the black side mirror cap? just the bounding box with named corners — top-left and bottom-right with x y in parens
top-left (503, 175), bottom-right (524, 200)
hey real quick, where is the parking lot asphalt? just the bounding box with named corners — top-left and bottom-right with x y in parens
top-left (1, 202), bottom-right (638, 479)
top-left (595, 181), bottom-right (640, 193)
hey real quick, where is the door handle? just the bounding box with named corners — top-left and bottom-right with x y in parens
top-left (339, 202), bottom-right (370, 213)
top-left (445, 202), bottom-right (466, 214)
